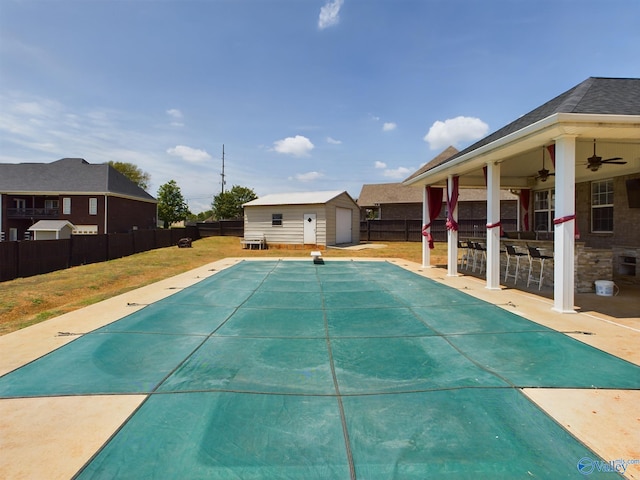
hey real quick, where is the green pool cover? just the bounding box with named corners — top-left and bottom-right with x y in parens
top-left (1, 260), bottom-right (637, 478)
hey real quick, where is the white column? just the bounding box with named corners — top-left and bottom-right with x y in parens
top-left (516, 192), bottom-right (521, 231)
top-left (486, 162), bottom-right (501, 289)
top-left (422, 185), bottom-right (431, 267)
top-left (553, 135), bottom-right (577, 313)
top-left (104, 194), bottom-right (108, 234)
top-left (447, 175), bottom-right (458, 276)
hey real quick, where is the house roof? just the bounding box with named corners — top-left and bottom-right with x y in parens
top-left (404, 146), bottom-right (459, 183)
top-left (0, 158), bottom-right (156, 202)
top-left (404, 77), bottom-right (640, 181)
top-left (27, 220), bottom-right (75, 232)
top-left (243, 190), bottom-right (354, 207)
top-left (357, 183), bottom-right (516, 207)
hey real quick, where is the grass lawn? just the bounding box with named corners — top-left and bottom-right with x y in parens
top-left (0, 237), bottom-right (448, 335)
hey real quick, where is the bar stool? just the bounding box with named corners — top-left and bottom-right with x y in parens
top-left (504, 244), bottom-right (527, 284)
top-left (472, 242), bottom-right (486, 273)
top-left (458, 240), bottom-right (470, 270)
top-left (527, 245), bottom-right (553, 290)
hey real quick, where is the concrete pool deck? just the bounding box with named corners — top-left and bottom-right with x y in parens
top-left (1, 257), bottom-right (638, 479)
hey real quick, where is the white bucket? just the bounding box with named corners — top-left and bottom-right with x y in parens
top-left (594, 280), bottom-right (619, 297)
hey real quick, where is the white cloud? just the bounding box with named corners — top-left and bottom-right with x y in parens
top-left (166, 145), bottom-right (211, 163)
top-left (382, 122), bottom-right (397, 132)
top-left (291, 171), bottom-right (324, 182)
top-left (166, 108), bottom-right (184, 127)
top-left (423, 116), bottom-right (489, 150)
top-left (318, 0), bottom-right (344, 30)
top-left (376, 166), bottom-right (415, 179)
top-left (326, 136), bottom-right (342, 145)
top-left (382, 166), bottom-right (411, 179)
top-left (272, 135), bottom-right (314, 157)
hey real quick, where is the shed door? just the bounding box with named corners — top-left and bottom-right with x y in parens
top-left (336, 207), bottom-right (352, 244)
top-left (303, 213), bottom-right (316, 244)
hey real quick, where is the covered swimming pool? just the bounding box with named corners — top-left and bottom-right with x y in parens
top-left (1, 260), bottom-right (638, 478)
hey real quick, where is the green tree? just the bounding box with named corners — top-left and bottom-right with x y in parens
top-left (186, 209), bottom-right (214, 222)
top-left (157, 180), bottom-right (191, 228)
top-left (212, 185), bottom-right (257, 220)
top-left (108, 161), bottom-right (151, 190)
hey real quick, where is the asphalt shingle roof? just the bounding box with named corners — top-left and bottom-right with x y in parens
top-left (405, 77), bottom-right (640, 180)
top-left (0, 158), bottom-right (156, 201)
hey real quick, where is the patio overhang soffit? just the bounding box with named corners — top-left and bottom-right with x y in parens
top-left (404, 113), bottom-right (640, 189)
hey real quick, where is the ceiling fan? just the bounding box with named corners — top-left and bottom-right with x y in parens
top-left (536, 146), bottom-right (554, 182)
top-left (587, 139), bottom-right (627, 172)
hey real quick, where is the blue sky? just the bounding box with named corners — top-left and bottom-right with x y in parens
top-left (1, 0), bottom-right (639, 213)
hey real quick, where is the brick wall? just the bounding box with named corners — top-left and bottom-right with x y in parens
top-left (576, 174), bottom-right (640, 249)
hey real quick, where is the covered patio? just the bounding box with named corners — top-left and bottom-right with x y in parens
top-left (405, 77), bottom-right (640, 313)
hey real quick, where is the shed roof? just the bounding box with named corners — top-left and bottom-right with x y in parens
top-left (27, 220), bottom-right (75, 232)
top-left (404, 77), bottom-right (640, 182)
top-left (243, 190), bottom-right (352, 207)
top-left (0, 158), bottom-right (156, 202)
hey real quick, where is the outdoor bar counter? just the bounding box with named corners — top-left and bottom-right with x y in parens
top-left (464, 237), bottom-right (613, 293)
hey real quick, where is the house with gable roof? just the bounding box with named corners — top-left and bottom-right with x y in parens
top-left (0, 158), bottom-right (157, 241)
top-left (404, 77), bottom-right (640, 312)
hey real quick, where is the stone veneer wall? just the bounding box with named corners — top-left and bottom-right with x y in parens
top-left (574, 244), bottom-right (613, 293)
top-left (612, 245), bottom-right (639, 284)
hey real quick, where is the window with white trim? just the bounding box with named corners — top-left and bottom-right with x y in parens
top-left (591, 179), bottom-right (613, 232)
top-left (533, 189), bottom-right (555, 232)
top-left (89, 198), bottom-right (98, 215)
top-left (63, 197), bottom-right (71, 215)
top-left (272, 213), bottom-right (283, 226)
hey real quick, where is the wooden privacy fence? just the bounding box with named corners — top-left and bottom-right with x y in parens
top-left (196, 220), bottom-right (244, 237)
top-left (0, 227), bottom-right (199, 282)
top-left (360, 219), bottom-right (518, 242)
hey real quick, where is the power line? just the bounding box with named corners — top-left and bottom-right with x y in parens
top-left (221, 144), bottom-right (226, 194)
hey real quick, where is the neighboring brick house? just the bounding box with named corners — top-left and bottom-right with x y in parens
top-left (0, 158), bottom-right (157, 241)
top-left (357, 182), bottom-right (518, 222)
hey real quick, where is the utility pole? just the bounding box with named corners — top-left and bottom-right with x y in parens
top-left (221, 144), bottom-right (226, 194)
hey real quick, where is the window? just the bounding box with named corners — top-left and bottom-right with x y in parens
top-left (272, 213), bottom-right (283, 226)
top-left (533, 189), bottom-right (555, 232)
top-left (591, 179), bottom-right (614, 232)
top-left (74, 225), bottom-right (98, 235)
top-left (89, 198), bottom-right (98, 215)
top-left (45, 199), bottom-right (59, 211)
top-left (14, 199), bottom-right (26, 213)
top-left (62, 197), bottom-right (71, 215)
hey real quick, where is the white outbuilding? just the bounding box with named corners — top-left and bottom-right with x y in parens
top-left (242, 191), bottom-right (360, 248)
top-left (27, 220), bottom-right (75, 240)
